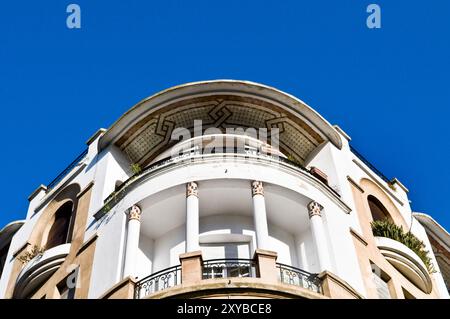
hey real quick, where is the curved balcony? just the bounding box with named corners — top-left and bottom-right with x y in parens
top-left (94, 142), bottom-right (345, 220)
top-left (375, 236), bottom-right (432, 293)
top-left (14, 243), bottom-right (71, 298)
top-left (277, 262), bottom-right (322, 293)
top-left (134, 264), bottom-right (182, 298)
top-left (134, 255), bottom-right (323, 299)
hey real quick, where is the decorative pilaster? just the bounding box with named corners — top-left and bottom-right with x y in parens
top-left (186, 181), bottom-right (198, 197)
top-left (186, 182), bottom-right (200, 252)
top-left (251, 181), bottom-right (270, 250)
top-left (308, 201), bottom-right (323, 218)
top-left (128, 204), bottom-right (142, 221)
top-left (307, 200), bottom-right (332, 272)
top-left (251, 181), bottom-right (264, 196)
top-left (123, 205), bottom-right (142, 278)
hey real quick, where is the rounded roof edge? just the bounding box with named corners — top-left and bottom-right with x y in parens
top-left (0, 219), bottom-right (24, 249)
top-left (98, 80), bottom-right (342, 151)
top-left (413, 212), bottom-right (450, 249)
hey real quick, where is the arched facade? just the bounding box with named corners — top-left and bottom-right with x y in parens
top-left (29, 183), bottom-right (80, 249)
top-left (360, 178), bottom-right (408, 228)
top-left (0, 80), bottom-right (447, 299)
top-left (349, 177), bottom-right (436, 298)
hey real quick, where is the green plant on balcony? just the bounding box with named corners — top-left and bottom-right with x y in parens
top-left (17, 245), bottom-right (45, 265)
top-left (130, 163), bottom-right (142, 175)
top-left (287, 154), bottom-right (303, 168)
top-left (371, 219), bottom-right (435, 273)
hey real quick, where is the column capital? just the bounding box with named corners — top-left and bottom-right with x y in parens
top-left (186, 181), bottom-right (198, 197)
top-left (308, 201), bottom-right (323, 218)
top-left (251, 181), bottom-right (264, 196)
top-left (128, 204), bottom-right (142, 221)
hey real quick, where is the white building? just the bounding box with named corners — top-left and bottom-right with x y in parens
top-left (0, 80), bottom-right (448, 299)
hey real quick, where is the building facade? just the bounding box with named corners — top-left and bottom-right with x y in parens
top-left (0, 80), bottom-right (448, 299)
top-left (413, 213), bottom-right (450, 294)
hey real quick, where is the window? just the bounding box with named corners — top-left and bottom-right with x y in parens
top-left (371, 263), bottom-right (392, 299)
top-left (200, 242), bottom-right (250, 260)
top-left (46, 202), bottom-right (75, 249)
top-left (200, 242), bottom-right (253, 279)
top-left (57, 269), bottom-right (78, 299)
top-left (368, 195), bottom-right (392, 222)
top-left (57, 279), bottom-right (75, 299)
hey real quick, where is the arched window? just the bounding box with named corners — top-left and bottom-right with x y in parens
top-left (368, 195), bottom-right (392, 222)
top-left (46, 202), bottom-right (74, 249)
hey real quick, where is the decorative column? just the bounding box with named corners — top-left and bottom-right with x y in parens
top-left (186, 181), bottom-right (200, 252)
top-left (308, 201), bottom-right (332, 271)
top-left (251, 181), bottom-right (270, 250)
top-left (123, 204), bottom-right (142, 278)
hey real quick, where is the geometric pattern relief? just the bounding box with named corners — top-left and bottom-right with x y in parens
top-left (117, 95), bottom-right (324, 166)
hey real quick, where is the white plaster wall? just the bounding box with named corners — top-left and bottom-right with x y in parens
top-left (151, 225), bottom-right (185, 273)
top-left (85, 145), bottom-right (131, 242)
top-left (306, 141), bottom-right (363, 235)
top-left (87, 208), bottom-right (127, 299)
top-left (294, 229), bottom-right (319, 272)
top-left (199, 215), bottom-right (305, 267)
top-left (305, 142), bottom-right (340, 192)
top-left (136, 214), bottom-right (313, 278)
top-left (321, 200), bottom-right (367, 296)
top-left (136, 234), bottom-right (153, 280)
top-left (268, 223), bottom-right (297, 266)
top-left (199, 215), bottom-right (256, 253)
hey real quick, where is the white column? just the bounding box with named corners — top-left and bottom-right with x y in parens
top-left (295, 235), bottom-right (308, 271)
top-left (123, 204), bottom-right (142, 278)
top-left (186, 181), bottom-right (200, 252)
top-left (308, 201), bottom-right (332, 271)
top-left (251, 181), bottom-right (270, 250)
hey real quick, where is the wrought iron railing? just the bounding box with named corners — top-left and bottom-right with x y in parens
top-left (47, 149), bottom-right (88, 190)
top-left (134, 265), bottom-right (181, 299)
top-left (350, 145), bottom-right (390, 183)
top-left (276, 263), bottom-right (322, 293)
top-left (202, 259), bottom-right (257, 279)
top-left (134, 260), bottom-right (322, 298)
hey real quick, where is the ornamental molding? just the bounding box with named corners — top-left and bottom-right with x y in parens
top-left (308, 201), bottom-right (323, 218)
top-left (186, 181), bottom-right (198, 197)
top-left (128, 204), bottom-right (142, 221)
top-left (251, 181), bottom-right (264, 196)
top-left (114, 94), bottom-right (325, 167)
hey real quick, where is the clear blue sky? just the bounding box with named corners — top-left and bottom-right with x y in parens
top-left (0, 1), bottom-right (449, 230)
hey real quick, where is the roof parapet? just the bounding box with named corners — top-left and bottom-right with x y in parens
top-left (28, 184), bottom-right (47, 202)
top-left (86, 128), bottom-right (107, 146)
top-left (333, 125), bottom-right (351, 141)
top-left (391, 177), bottom-right (409, 193)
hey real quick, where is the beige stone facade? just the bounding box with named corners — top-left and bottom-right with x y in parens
top-left (0, 80), bottom-right (447, 300)
top-left (349, 178), bottom-right (440, 299)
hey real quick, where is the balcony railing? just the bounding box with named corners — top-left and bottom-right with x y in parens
top-left (202, 258), bottom-right (257, 279)
top-left (95, 151), bottom-right (341, 220)
top-left (276, 263), bottom-right (322, 293)
top-left (133, 258), bottom-right (323, 298)
top-left (47, 149), bottom-right (88, 191)
top-left (349, 145), bottom-right (390, 184)
top-left (134, 265), bottom-right (181, 299)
